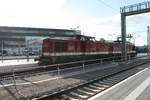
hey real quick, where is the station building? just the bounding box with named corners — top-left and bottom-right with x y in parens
top-left (0, 26), bottom-right (81, 55)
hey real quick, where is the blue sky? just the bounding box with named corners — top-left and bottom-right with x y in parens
top-left (64, 0), bottom-right (150, 46)
top-left (66, 0), bottom-right (119, 19)
top-left (0, 0), bottom-right (149, 46)
top-left (65, 0), bottom-right (146, 19)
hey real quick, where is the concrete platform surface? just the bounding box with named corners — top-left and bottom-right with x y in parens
top-left (89, 63), bottom-right (150, 100)
top-left (0, 59), bottom-right (38, 66)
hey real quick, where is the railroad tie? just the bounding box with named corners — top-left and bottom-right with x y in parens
top-left (83, 87), bottom-right (99, 92)
top-left (89, 84), bottom-right (104, 90)
top-left (98, 81), bottom-right (113, 86)
top-left (62, 94), bottom-right (78, 100)
top-left (77, 89), bottom-right (93, 95)
top-left (106, 78), bottom-right (122, 82)
top-left (102, 80), bottom-right (117, 84)
top-left (61, 95), bottom-right (70, 100)
top-left (90, 84), bottom-right (106, 90)
top-left (70, 91), bottom-right (87, 99)
top-left (94, 83), bottom-right (110, 88)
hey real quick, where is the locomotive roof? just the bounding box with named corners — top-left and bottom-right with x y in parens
top-left (110, 40), bottom-right (134, 45)
top-left (74, 34), bottom-right (95, 38)
top-left (81, 35), bottom-right (95, 38)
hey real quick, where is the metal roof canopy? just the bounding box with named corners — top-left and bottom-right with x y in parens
top-left (120, 1), bottom-right (150, 60)
top-left (0, 26), bottom-right (80, 37)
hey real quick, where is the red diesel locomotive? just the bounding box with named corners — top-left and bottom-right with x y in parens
top-left (39, 35), bottom-right (136, 64)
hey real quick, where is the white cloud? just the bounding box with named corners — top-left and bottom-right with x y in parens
top-left (0, 0), bottom-right (149, 46)
top-left (0, 0), bottom-right (79, 28)
top-left (80, 13), bottom-right (150, 46)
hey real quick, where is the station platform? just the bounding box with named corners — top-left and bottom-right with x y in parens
top-left (89, 63), bottom-right (150, 100)
top-left (0, 59), bottom-right (38, 67)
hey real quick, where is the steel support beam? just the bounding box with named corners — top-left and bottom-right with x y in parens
top-left (121, 14), bottom-right (127, 60)
top-left (125, 8), bottom-right (150, 16)
top-left (147, 26), bottom-right (150, 55)
top-left (121, 1), bottom-right (150, 60)
top-left (1, 40), bottom-right (4, 63)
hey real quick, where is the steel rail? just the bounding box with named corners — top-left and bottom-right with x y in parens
top-left (0, 55), bottom-right (145, 82)
top-left (34, 57), bottom-right (150, 100)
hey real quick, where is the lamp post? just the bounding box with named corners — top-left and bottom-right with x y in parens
top-left (1, 40), bottom-right (3, 63)
top-left (27, 40), bottom-right (29, 62)
top-left (147, 25), bottom-right (150, 55)
top-left (26, 39), bottom-right (37, 62)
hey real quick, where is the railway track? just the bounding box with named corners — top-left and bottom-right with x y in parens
top-left (0, 55), bottom-right (141, 76)
top-left (0, 56), bottom-right (149, 100)
top-left (0, 56), bottom-right (148, 84)
top-left (34, 57), bottom-right (150, 100)
top-left (0, 56), bottom-right (122, 79)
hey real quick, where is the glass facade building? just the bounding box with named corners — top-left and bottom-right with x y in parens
top-left (0, 26), bottom-right (81, 56)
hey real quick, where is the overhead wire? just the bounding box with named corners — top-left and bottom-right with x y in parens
top-left (97, 0), bottom-right (119, 12)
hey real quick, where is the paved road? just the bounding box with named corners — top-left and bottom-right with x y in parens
top-left (89, 63), bottom-right (150, 100)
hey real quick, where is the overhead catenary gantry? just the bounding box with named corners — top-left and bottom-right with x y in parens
top-left (147, 26), bottom-right (150, 55)
top-left (120, 1), bottom-right (150, 60)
